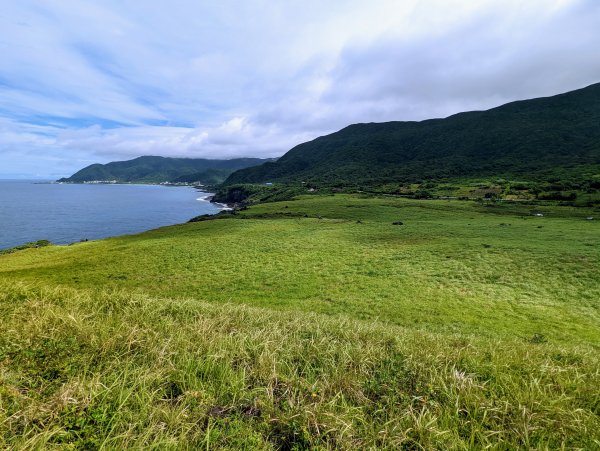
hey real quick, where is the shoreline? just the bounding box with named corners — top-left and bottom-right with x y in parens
top-left (0, 183), bottom-right (228, 252)
top-left (196, 193), bottom-right (234, 211)
top-left (52, 180), bottom-right (236, 211)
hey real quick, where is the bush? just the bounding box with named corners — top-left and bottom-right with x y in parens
top-left (538, 191), bottom-right (577, 201)
top-left (413, 189), bottom-right (434, 199)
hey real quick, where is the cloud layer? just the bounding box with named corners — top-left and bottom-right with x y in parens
top-left (1, 0), bottom-right (599, 177)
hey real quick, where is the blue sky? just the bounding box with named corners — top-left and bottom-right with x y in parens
top-left (1, 0), bottom-right (599, 178)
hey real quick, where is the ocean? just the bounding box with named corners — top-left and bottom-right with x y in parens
top-left (0, 181), bottom-right (222, 250)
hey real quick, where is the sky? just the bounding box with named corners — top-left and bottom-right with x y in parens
top-left (1, 0), bottom-right (599, 179)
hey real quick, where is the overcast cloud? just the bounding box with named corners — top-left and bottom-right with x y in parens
top-left (1, 0), bottom-right (599, 178)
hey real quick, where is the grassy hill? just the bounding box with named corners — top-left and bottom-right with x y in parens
top-left (58, 156), bottom-right (271, 184)
top-left (1, 194), bottom-right (599, 448)
top-left (224, 82), bottom-right (600, 188)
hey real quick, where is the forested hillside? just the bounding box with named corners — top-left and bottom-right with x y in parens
top-left (224, 83), bottom-right (600, 187)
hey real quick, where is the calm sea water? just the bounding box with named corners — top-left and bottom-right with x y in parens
top-left (0, 181), bottom-right (221, 250)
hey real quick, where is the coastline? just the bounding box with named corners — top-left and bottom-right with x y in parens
top-left (0, 181), bottom-right (226, 252)
top-left (53, 181), bottom-right (232, 214)
top-left (54, 180), bottom-right (233, 212)
top-left (196, 192), bottom-right (234, 211)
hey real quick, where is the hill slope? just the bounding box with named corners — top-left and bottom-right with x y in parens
top-left (224, 82), bottom-right (600, 187)
top-left (59, 156), bottom-right (271, 184)
top-left (1, 195), bottom-right (599, 448)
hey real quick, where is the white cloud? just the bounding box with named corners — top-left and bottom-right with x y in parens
top-left (55, 118), bottom-right (314, 162)
top-left (0, 0), bottom-right (599, 177)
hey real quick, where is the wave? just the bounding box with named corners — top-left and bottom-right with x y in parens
top-left (195, 192), bottom-right (214, 202)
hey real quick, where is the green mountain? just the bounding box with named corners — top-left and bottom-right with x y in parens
top-left (224, 82), bottom-right (600, 187)
top-left (58, 156), bottom-right (272, 184)
top-left (170, 168), bottom-right (235, 185)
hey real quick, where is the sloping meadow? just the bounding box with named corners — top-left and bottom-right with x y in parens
top-left (1, 195), bottom-right (599, 448)
top-left (1, 283), bottom-right (599, 449)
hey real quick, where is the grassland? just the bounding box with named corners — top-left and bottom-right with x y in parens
top-left (1, 195), bottom-right (599, 449)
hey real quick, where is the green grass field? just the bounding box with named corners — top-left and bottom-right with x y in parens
top-left (1, 195), bottom-right (599, 448)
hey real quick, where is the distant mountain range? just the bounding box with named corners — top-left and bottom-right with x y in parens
top-left (58, 156), bottom-right (272, 185)
top-left (224, 82), bottom-right (600, 187)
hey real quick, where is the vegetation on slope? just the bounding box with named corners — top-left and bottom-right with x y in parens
top-left (1, 283), bottom-right (599, 449)
top-left (0, 240), bottom-right (51, 256)
top-left (58, 155), bottom-right (272, 184)
top-left (3, 195), bottom-right (599, 342)
top-left (213, 175), bottom-right (600, 207)
top-left (224, 82), bottom-right (600, 188)
top-left (1, 195), bottom-right (599, 448)
top-left (170, 168), bottom-right (235, 185)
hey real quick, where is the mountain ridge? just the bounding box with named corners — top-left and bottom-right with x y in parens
top-left (58, 155), bottom-right (272, 184)
top-left (223, 82), bottom-right (600, 187)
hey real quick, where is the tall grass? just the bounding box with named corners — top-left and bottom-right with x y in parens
top-left (1, 283), bottom-right (599, 449)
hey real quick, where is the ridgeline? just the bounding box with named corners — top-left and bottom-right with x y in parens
top-left (58, 155), bottom-right (272, 185)
top-left (224, 82), bottom-right (600, 188)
